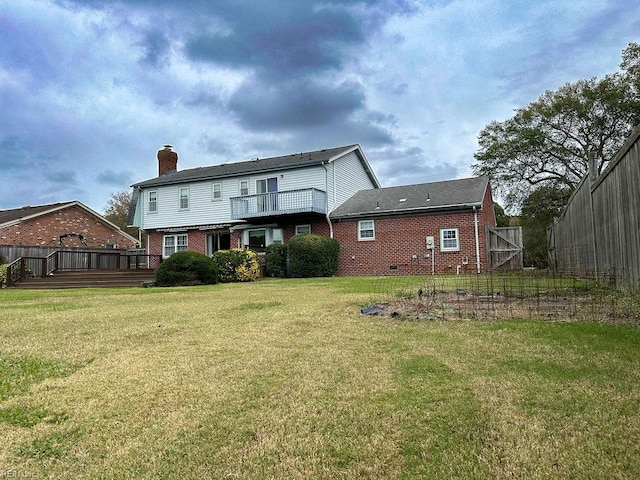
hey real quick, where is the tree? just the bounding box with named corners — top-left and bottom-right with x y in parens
top-left (493, 202), bottom-right (510, 227)
top-left (103, 190), bottom-right (140, 245)
top-left (520, 186), bottom-right (572, 267)
top-left (472, 43), bottom-right (640, 210)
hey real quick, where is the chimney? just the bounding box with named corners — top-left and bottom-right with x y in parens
top-left (157, 145), bottom-right (178, 176)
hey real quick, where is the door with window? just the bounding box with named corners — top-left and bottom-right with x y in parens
top-left (257, 177), bottom-right (278, 212)
top-left (206, 232), bottom-right (231, 255)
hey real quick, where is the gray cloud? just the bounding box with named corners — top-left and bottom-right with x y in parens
top-left (228, 78), bottom-right (366, 130)
top-left (96, 170), bottom-right (134, 187)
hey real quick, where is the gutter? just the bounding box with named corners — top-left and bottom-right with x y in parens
top-left (473, 206), bottom-right (481, 274)
top-left (331, 202), bottom-right (483, 220)
top-left (322, 161), bottom-right (335, 238)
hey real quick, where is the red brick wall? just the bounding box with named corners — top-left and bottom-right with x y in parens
top-left (333, 191), bottom-right (496, 276)
top-left (144, 185), bottom-right (497, 274)
top-left (148, 230), bottom-right (206, 257)
top-left (0, 205), bottom-right (137, 248)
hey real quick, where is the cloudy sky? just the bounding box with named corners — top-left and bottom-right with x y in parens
top-left (1, 0), bottom-right (638, 213)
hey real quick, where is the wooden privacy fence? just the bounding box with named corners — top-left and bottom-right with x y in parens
top-left (548, 125), bottom-right (640, 289)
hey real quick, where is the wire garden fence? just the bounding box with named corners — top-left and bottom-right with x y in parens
top-left (361, 269), bottom-right (640, 325)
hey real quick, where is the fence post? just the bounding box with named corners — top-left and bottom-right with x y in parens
top-left (41, 258), bottom-right (46, 278)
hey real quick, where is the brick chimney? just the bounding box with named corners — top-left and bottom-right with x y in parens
top-left (157, 145), bottom-right (178, 176)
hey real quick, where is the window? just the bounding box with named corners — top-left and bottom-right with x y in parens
top-left (440, 228), bottom-right (459, 251)
top-left (271, 228), bottom-right (283, 245)
top-left (212, 182), bottom-right (222, 201)
top-left (148, 190), bottom-right (157, 213)
top-left (256, 177), bottom-right (278, 212)
top-left (245, 228), bottom-right (282, 250)
top-left (295, 225), bottom-right (311, 235)
top-left (163, 234), bottom-right (188, 257)
top-left (248, 229), bottom-right (266, 250)
top-left (358, 220), bottom-right (375, 241)
top-left (239, 180), bottom-right (249, 196)
top-left (179, 187), bottom-right (189, 210)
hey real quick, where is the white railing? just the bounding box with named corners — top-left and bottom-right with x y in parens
top-left (230, 188), bottom-right (327, 219)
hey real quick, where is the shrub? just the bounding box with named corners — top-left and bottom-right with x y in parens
top-left (212, 249), bottom-right (261, 282)
top-left (0, 252), bottom-right (6, 265)
top-left (0, 262), bottom-right (34, 288)
top-left (288, 234), bottom-right (339, 278)
top-left (265, 244), bottom-right (288, 277)
top-left (155, 251), bottom-right (219, 287)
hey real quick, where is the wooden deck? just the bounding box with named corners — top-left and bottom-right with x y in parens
top-left (12, 269), bottom-right (157, 289)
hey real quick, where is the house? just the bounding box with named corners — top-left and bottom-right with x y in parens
top-left (330, 177), bottom-right (496, 275)
top-left (0, 201), bottom-right (139, 249)
top-left (128, 145), bottom-right (380, 259)
top-left (129, 145), bottom-right (496, 274)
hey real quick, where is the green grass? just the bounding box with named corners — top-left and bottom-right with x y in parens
top-left (0, 277), bottom-right (639, 478)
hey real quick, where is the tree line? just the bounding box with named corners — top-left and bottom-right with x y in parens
top-left (473, 42), bottom-right (640, 266)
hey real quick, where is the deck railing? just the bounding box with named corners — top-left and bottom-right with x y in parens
top-left (4, 251), bottom-right (163, 287)
top-left (230, 188), bottom-right (327, 220)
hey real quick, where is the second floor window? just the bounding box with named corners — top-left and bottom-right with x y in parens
top-left (179, 187), bottom-right (189, 210)
top-left (240, 180), bottom-right (249, 196)
top-left (148, 190), bottom-right (157, 213)
top-left (212, 183), bottom-right (222, 201)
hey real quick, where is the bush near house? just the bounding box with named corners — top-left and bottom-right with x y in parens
top-left (265, 244), bottom-right (288, 277)
top-left (155, 251), bottom-right (219, 287)
top-left (288, 234), bottom-right (339, 278)
top-left (212, 248), bottom-right (261, 282)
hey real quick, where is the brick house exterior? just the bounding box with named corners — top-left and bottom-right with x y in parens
top-left (330, 177), bottom-right (496, 275)
top-left (129, 145), bottom-right (380, 260)
top-left (0, 201), bottom-right (138, 248)
top-left (130, 145), bottom-right (498, 275)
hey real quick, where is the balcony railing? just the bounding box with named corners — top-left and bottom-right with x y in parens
top-left (230, 188), bottom-right (327, 220)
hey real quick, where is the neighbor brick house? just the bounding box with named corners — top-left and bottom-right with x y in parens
top-left (129, 145), bottom-right (496, 274)
top-left (0, 201), bottom-right (138, 248)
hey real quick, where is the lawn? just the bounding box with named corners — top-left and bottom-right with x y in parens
top-left (0, 277), bottom-right (639, 479)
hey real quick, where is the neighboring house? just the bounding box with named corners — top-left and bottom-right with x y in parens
top-left (330, 177), bottom-right (496, 275)
top-left (128, 145), bottom-right (380, 259)
top-left (0, 201), bottom-right (139, 249)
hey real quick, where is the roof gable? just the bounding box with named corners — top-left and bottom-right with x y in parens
top-left (0, 202), bottom-right (78, 227)
top-left (330, 177), bottom-right (490, 219)
top-left (132, 144), bottom-right (379, 188)
top-left (0, 201), bottom-right (138, 244)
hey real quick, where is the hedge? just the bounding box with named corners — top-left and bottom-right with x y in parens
top-left (288, 234), bottom-right (339, 277)
top-left (155, 251), bottom-right (219, 287)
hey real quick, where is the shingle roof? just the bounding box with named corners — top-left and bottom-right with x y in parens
top-left (0, 201), bottom-right (139, 245)
top-left (330, 177), bottom-right (490, 219)
top-left (132, 144), bottom-right (373, 188)
top-left (0, 202), bottom-right (77, 227)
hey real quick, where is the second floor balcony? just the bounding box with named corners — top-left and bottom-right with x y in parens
top-left (230, 188), bottom-right (327, 220)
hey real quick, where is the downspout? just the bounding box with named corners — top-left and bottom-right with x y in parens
top-left (322, 161), bottom-right (335, 238)
top-left (473, 206), bottom-right (481, 274)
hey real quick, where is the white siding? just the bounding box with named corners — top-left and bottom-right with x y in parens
top-left (330, 151), bottom-right (377, 210)
top-left (238, 165), bottom-right (326, 195)
top-left (140, 165), bottom-right (329, 229)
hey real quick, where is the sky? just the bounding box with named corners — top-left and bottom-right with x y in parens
top-left (1, 0), bottom-right (638, 213)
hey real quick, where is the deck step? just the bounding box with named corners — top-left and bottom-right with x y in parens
top-left (13, 270), bottom-right (157, 289)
